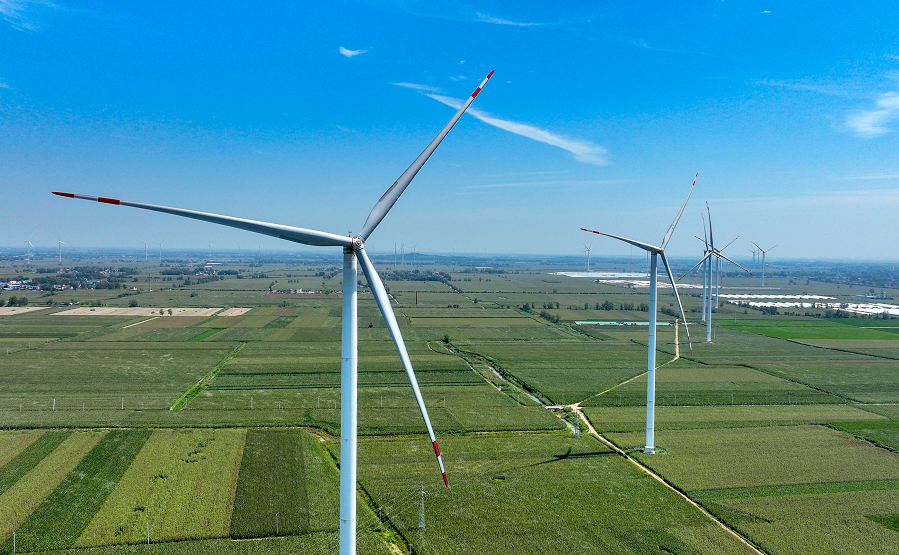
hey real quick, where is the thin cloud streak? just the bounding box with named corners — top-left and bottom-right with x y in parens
top-left (0, 0), bottom-right (58, 31)
top-left (339, 46), bottom-right (367, 58)
top-left (0, 82), bottom-right (9, 89)
top-left (475, 12), bottom-right (538, 26)
top-left (846, 91), bottom-right (899, 137)
top-left (425, 93), bottom-right (609, 165)
top-left (392, 82), bottom-right (443, 93)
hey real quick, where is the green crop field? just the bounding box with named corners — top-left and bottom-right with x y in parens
top-left (2, 257), bottom-right (899, 553)
top-left (76, 428), bottom-right (245, 546)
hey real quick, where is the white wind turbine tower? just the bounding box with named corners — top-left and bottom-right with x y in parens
top-left (582, 174), bottom-right (696, 454)
top-left (142, 240), bottom-right (150, 262)
top-left (53, 70), bottom-right (494, 555)
top-left (57, 233), bottom-right (66, 265)
top-left (582, 243), bottom-right (592, 272)
top-left (752, 242), bottom-right (777, 287)
top-left (21, 235), bottom-right (34, 267)
top-left (682, 203), bottom-right (750, 343)
top-left (155, 240), bottom-right (164, 262)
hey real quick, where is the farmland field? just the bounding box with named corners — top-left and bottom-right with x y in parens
top-left (2, 255), bottom-right (899, 553)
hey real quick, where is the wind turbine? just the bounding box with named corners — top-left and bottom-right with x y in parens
top-left (582, 174), bottom-right (696, 454)
top-left (142, 240), bottom-right (150, 262)
top-left (752, 242), bottom-right (777, 287)
top-left (57, 233), bottom-right (66, 265)
top-left (682, 204), bottom-right (750, 343)
top-left (582, 244), bottom-right (592, 272)
top-left (21, 235), bottom-right (34, 267)
top-left (52, 70), bottom-right (493, 555)
top-left (155, 240), bottom-right (164, 262)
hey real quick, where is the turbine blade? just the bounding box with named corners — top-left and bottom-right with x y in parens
top-left (751, 241), bottom-right (762, 251)
top-left (52, 192), bottom-right (353, 247)
top-left (356, 248), bottom-right (447, 486)
top-left (580, 229), bottom-right (659, 253)
top-left (359, 71), bottom-right (495, 240)
top-left (678, 251), bottom-right (714, 280)
top-left (705, 201), bottom-right (714, 250)
top-left (660, 252), bottom-right (692, 354)
top-left (712, 251), bottom-right (752, 274)
top-left (767, 245), bottom-right (778, 252)
top-left (660, 173), bottom-right (697, 249)
top-left (719, 236), bottom-right (739, 252)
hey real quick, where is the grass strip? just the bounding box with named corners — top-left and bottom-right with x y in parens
top-left (186, 328), bottom-right (224, 342)
top-left (2, 429), bottom-right (150, 553)
top-left (230, 429), bottom-right (310, 538)
top-left (0, 431), bottom-right (104, 546)
top-left (693, 478), bottom-right (899, 501)
top-left (0, 431), bottom-right (70, 497)
top-left (170, 342), bottom-right (246, 410)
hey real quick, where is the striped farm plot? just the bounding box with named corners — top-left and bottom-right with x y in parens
top-left (76, 428), bottom-right (246, 547)
top-left (53, 307), bottom-right (224, 317)
top-left (0, 431), bottom-right (104, 544)
top-left (4, 430), bottom-right (150, 553)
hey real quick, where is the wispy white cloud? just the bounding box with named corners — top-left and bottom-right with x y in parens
top-left (475, 12), bottom-right (538, 26)
top-left (757, 78), bottom-right (857, 98)
top-left (846, 91), bottom-right (899, 137)
top-left (0, 0), bottom-right (58, 31)
top-left (761, 10), bottom-right (771, 14)
top-left (392, 82), bottom-right (443, 93)
top-left (357, 1), bottom-right (546, 26)
top-left (425, 93), bottom-right (608, 165)
top-left (339, 46), bottom-right (367, 58)
top-left (0, 82), bottom-right (9, 89)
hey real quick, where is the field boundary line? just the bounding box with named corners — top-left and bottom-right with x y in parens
top-left (170, 342), bottom-right (247, 410)
top-left (576, 409), bottom-right (768, 555)
top-left (121, 317), bottom-right (158, 329)
top-left (574, 319), bottom-right (682, 405)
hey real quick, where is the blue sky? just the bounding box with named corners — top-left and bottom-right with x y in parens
top-left (2, 0), bottom-right (898, 260)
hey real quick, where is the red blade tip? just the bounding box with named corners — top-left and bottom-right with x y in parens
top-left (443, 472), bottom-right (448, 487)
top-left (487, 70), bottom-right (495, 79)
top-left (53, 192), bottom-right (74, 198)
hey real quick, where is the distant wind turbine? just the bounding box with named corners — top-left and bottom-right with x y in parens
top-left (155, 240), bottom-right (164, 262)
top-left (57, 233), bottom-right (66, 265)
top-left (582, 174), bottom-right (696, 454)
top-left (752, 242), bottom-right (777, 287)
top-left (582, 243), bottom-right (592, 272)
top-left (142, 240), bottom-right (150, 262)
top-left (52, 70), bottom-right (494, 555)
top-left (21, 235), bottom-right (34, 267)
top-left (682, 203), bottom-right (750, 343)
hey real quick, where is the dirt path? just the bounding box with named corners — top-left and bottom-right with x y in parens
top-left (553, 320), bottom-right (765, 555)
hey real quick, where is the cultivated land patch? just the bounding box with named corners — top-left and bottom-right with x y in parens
top-left (464, 341), bottom-right (652, 404)
top-left (217, 308), bottom-right (252, 316)
top-left (352, 434), bottom-right (758, 555)
top-left (53, 307), bottom-right (223, 317)
top-left (230, 429), bottom-right (340, 538)
top-left (0, 306), bottom-right (49, 315)
top-left (582, 361), bottom-right (841, 407)
top-left (0, 431), bottom-right (104, 544)
top-left (585, 404), bottom-right (884, 433)
top-left (5, 429), bottom-right (151, 552)
top-left (752, 360), bottom-right (899, 403)
top-left (609, 425), bottom-right (899, 491)
top-left (76, 428), bottom-right (245, 546)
